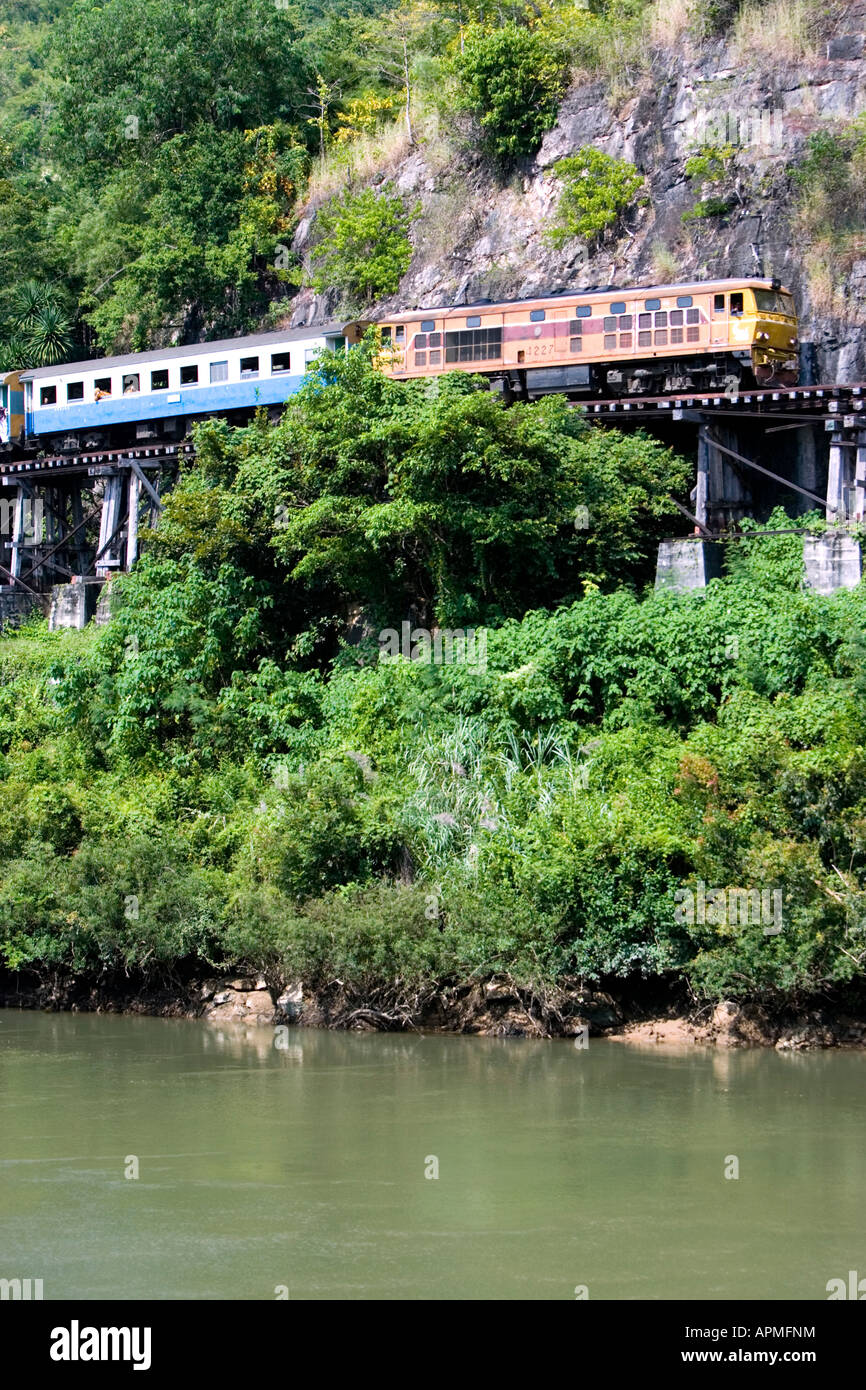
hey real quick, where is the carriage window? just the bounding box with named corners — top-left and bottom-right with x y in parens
top-left (529, 309), bottom-right (546, 322)
top-left (40, 385), bottom-right (57, 405)
top-left (609, 302), bottom-right (626, 315)
top-left (730, 292), bottom-right (744, 316)
top-left (240, 356), bottom-right (259, 377)
top-left (421, 320), bottom-right (436, 332)
top-left (180, 365), bottom-right (199, 385)
top-left (271, 352), bottom-right (292, 373)
top-left (151, 369), bottom-right (169, 390)
top-left (94, 377), bottom-right (112, 397)
top-left (676, 296), bottom-right (693, 308)
top-left (209, 360), bottom-right (229, 383)
top-left (67, 381), bottom-right (84, 401)
top-left (466, 315), bottom-right (481, 328)
top-left (122, 374), bottom-right (140, 394)
top-left (645, 298), bottom-right (661, 311)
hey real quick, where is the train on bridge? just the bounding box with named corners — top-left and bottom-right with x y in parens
top-left (1, 277), bottom-right (798, 461)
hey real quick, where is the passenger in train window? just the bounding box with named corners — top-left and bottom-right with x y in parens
top-left (123, 374), bottom-right (140, 393)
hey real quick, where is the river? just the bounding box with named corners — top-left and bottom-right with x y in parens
top-left (0, 1012), bottom-right (863, 1300)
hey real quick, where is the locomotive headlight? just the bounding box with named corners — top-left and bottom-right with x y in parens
top-left (789, 337), bottom-right (797, 346)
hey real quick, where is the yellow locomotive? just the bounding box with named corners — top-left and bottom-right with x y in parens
top-left (347, 277), bottom-right (798, 398)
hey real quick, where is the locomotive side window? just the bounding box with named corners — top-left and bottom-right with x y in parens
top-left (569, 319), bottom-right (582, 352)
top-left (180, 365), bottom-right (199, 385)
top-left (241, 357), bottom-right (259, 377)
top-left (421, 320), bottom-right (436, 332)
top-left (151, 369), bottom-right (169, 390)
top-left (40, 385), bottom-right (57, 405)
top-left (645, 298), bottom-right (661, 311)
top-left (677, 295), bottom-right (693, 307)
top-left (713, 294), bottom-right (725, 313)
top-left (122, 374), bottom-right (140, 394)
top-left (210, 360), bottom-right (229, 383)
top-left (686, 309), bottom-right (700, 324)
top-left (670, 310), bottom-right (683, 326)
top-left (609, 302), bottom-right (626, 315)
top-left (271, 352), bottom-right (292, 373)
top-left (444, 327), bottom-right (502, 363)
top-left (575, 305), bottom-right (591, 318)
top-left (67, 382), bottom-right (84, 401)
top-left (529, 309), bottom-right (545, 322)
top-left (466, 315), bottom-right (481, 328)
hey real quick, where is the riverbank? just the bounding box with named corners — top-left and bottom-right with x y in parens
top-left (3, 967), bottom-right (866, 1049)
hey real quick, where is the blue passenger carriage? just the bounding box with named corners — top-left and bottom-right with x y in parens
top-left (17, 323), bottom-right (347, 455)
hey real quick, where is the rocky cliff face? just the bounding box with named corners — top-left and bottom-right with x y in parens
top-left (291, 5), bottom-right (866, 383)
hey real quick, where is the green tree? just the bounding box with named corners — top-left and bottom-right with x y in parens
top-left (308, 186), bottom-right (417, 305)
top-left (453, 22), bottom-right (569, 161)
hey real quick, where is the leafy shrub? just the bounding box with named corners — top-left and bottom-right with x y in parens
top-left (308, 185), bottom-right (417, 305)
top-left (453, 22), bottom-right (569, 161)
top-left (546, 148), bottom-right (644, 247)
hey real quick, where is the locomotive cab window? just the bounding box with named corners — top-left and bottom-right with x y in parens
top-left (730, 292), bottom-right (744, 316)
top-left (151, 369), bottom-right (169, 390)
top-left (67, 382), bottom-right (84, 401)
top-left (180, 365), bottom-right (199, 385)
top-left (713, 294), bottom-right (726, 313)
top-left (40, 385), bottom-right (57, 406)
top-left (271, 352), bottom-right (292, 374)
top-left (240, 356), bottom-right (259, 377)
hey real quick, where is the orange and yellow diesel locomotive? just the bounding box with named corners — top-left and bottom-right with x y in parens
top-left (348, 277), bottom-right (799, 398)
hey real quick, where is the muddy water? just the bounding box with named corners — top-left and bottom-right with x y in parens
top-left (0, 1012), bottom-right (863, 1299)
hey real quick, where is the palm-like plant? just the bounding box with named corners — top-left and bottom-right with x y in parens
top-left (26, 302), bottom-right (74, 366)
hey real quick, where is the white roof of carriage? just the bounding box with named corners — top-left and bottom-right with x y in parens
top-left (19, 321), bottom-right (348, 380)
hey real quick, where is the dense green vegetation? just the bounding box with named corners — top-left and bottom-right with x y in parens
top-left (1, 0), bottom-right (864, 1018)
top-left (0, 350), bottom-right (864, 1008)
